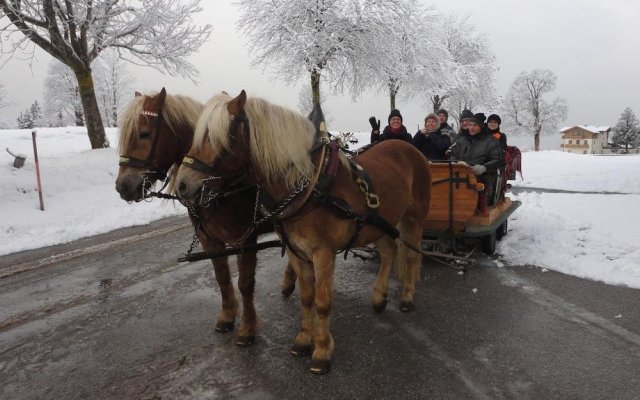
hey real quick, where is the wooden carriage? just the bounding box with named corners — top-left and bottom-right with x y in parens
top-left (423, 161), bottom-right (521, 254)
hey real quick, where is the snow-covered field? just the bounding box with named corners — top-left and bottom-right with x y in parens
top-left (2, 127), bottom-right (639, 288)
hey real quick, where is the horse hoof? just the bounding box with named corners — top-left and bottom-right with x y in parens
top-left (281, 284), bottom-right (296, 297)
top-left (235, 335), bottom-right (256, 347)
top-left (372, 299), bottom-right (387, 313)
top-left (290, 344), bottom-right (312, 357)
top-left (214, 321), bottom-right (234, 333)
top-left (399, 301), bottom-right (415, 312)
top-left (309, 359), bottom-right (331, 375)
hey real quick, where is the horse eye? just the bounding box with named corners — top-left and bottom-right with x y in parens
top-left (139, 130), bottom-right (152, 139)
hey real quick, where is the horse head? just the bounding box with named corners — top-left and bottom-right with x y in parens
top-left (116, 88), bottom-right (201, 202)
top-left (176, 90), bottom-right (253, 203)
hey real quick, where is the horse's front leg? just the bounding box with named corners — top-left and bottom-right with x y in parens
top-left (235, 247), bottom-right (258, 346)
top-left (371, 236), bottom-right (397, 313)
top-left (289, 253), bottom-right (314, 358)
top-left (280, 258), bottom-right (297, 297)
top-left (310, 248), bottom-right (336, 374)
top-left (200, 235), bottom-right (238, 333)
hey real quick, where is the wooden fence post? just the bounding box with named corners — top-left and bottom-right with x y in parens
top-left (32, 130), bottom-right (45, 211)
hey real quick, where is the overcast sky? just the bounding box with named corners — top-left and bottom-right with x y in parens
top-left (1, 0), bottom-right (639, 133)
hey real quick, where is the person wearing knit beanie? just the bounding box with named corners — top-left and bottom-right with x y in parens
top-left (388, 109), bottom-right (403, 124)
top-left (487, 114), bottom-right (507, 150)
top-left (437, 109), bottom-right (456, 140)
top-left (369, 108), bottom-right (412, 144)
top-left (412, 113), bottom-right (451, 161)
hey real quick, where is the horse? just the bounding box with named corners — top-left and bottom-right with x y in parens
top-left (115, 88), bottom-right (297, 346)
top-left (175, 91), bottom-right (431, 374)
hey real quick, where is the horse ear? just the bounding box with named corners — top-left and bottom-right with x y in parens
top-left (135, 91), bottom-right (142, 97)
top-left (157, 87), bottom-right (167, 106)
top-left (227, 90), bottom-right (247, 115)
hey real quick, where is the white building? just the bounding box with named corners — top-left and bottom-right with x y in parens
top-left (559, 125), bottom-right (611, 154)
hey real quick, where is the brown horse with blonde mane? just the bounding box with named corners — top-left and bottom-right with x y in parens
top-left (115, 88), bottom-right (296, 346)
top-left (175, 91), bottom-right (431, 374)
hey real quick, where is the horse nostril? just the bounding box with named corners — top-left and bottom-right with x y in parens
top-left (178, 181), bottom-right (188, 197)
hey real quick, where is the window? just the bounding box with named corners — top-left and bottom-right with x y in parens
top-left (568, 140), bottom-right (572, 144)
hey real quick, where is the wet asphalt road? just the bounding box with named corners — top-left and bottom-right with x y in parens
top-left (1, 215), bottom-right (640, 400)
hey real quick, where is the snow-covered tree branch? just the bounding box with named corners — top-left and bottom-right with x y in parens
top-left (0, 0), bottom-right (211, 148)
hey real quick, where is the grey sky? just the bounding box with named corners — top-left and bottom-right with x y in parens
top-left (1, 0), bottom-right (639, 133)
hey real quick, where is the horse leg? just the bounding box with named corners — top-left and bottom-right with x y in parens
top-left (371, 237), bottom-right (397, 313)
top-left (309, 249), bottom-right (336, 375)
top-left (396, 215), bottom-right (423, 312)
top-left (200, 236), bottom-right (238, 333)
top-left (235, 249), bottom-right (257, 347)
top-left (280, 258), bottom-right (297, 297)
top-left (289, 253), bottom-right (314, 358)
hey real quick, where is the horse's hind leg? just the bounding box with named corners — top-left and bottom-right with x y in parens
top-left (235, 249), bottom-right (257, 346)
top-left (396, 214), bottom-right (423, 312)
top-left (371, 236), bottom-right (397, 313)
top-left (201, 236), bottom-right (238, 333)
top-left (281, 259), bottom-right (297, 297)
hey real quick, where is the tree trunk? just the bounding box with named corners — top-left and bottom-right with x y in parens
top-left (389, 92), bottom-right (396, 111)
top-left (311, 68), bottom-right (321, 108)
top-left (74, 68), bottom-right (109, 148)
top-left (534, 126), bottom-right (541, 152)
top-left (432, 95), bottom-right (443, 113)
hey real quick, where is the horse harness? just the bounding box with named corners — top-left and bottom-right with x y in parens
top-left (119, 108), bottom-right (176, 182)
top-left (258, 135), bottom-right (400, 261)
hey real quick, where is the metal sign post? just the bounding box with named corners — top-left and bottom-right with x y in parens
top-left (32, 130), bottom-right (45, 211)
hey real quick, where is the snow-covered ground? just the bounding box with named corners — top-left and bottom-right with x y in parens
top-left (2, 127), bottom-right (639, 288)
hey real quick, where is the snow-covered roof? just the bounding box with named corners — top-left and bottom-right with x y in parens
top-left (560, 125), bottom-right (610, 133)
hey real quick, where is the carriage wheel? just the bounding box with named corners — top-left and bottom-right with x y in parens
top-left (481, 231), bottom-right (497, 255)
top-left (496, 219), bottom-right (508, 241)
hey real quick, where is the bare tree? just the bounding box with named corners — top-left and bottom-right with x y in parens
top-left (237, 0), bottom-right (393, 108)
top-left (502, 69), bottom-right (568, 151)
top-left (93, 49), bottom-right (133, 127)
top-left (43, 60), bottom-right (84, 126)
top-left (0, 0), bottom-right (211, 148)
top-left (612, 107), bottom-right (639, 152)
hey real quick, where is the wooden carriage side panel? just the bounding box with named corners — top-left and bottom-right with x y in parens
top-left (424, 162), bottom-right (482, 233)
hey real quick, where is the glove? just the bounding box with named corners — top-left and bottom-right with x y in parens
top-left (369, 116), bottom-right (380, 131)
top-left (471, 164), bottom-right (487, 176)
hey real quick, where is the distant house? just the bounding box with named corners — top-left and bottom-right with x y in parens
top-left (559, 125), bottom-right (611, 154)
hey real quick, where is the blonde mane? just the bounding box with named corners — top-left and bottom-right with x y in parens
top-left (194, 93), bottom-right (316, 189)
top-left (117, 92), bottom-right (203, 154)
top-left (118, 92), bottom-right (203, 195)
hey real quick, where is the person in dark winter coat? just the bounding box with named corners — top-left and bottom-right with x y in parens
top-left (369, 109), bottom-right (413, 144)
top-left (437, 108), bottom-right (456, 140)
top-left (458, 109), bottom-right (474, 138)
top-left (450, 113), bottom-right (504, 212)
top-left (413, 113), bottom-right (451, 161)
top-left (450, 113), bottom-right (502, 174)
top-left (487, 114), bottom-right (507, 150)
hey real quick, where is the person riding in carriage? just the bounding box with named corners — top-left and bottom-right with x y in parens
top-left (369, 109), bottom-right (412, 144)
top-left (449, 113), bottom-right (504, 214)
